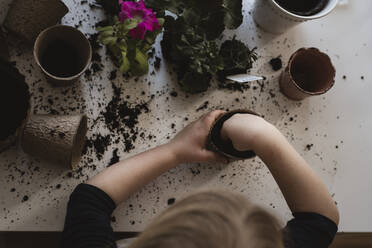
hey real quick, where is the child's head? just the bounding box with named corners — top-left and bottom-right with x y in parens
top-left (129, 190), bottom-right (283, 248)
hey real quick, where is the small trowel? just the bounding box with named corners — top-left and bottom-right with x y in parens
top-left (226, 74), bottom-right (264, 83)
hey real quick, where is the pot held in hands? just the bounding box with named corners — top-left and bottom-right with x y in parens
top-left (21, 114), bottom-right (88, 169)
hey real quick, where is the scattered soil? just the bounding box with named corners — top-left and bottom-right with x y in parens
top-left (196, 101), bottom-right (209, 112)
top-left (88, 33), bottom-right (103, 73)
top-left (41, 40), bottom-right (82, 77)
top-left (218, 81), bottom-right (250, 93)
top-left (154, 56), bottom-right (161, 70)
top-left (109, 70), bottom-right (117, 80)
top-left (84, 82), bottom-right (150, 162)
top-left (269, 57), bottom-right (282, 71)
top-left (170, 91), bottom-right (178, 97)
top-left (108, 148), bottom-right (120, 166)
top-left (85, 134), bottom-right (111, 160)
top-left (167, 198), bottom-right (175, 205)
top-left (305, 144), bottom-right (314, 151)
top-left (0, 61), bottom-right (30, 140)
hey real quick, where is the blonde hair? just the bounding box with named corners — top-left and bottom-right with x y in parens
top-left (129, 190), bottom-right (283, 248)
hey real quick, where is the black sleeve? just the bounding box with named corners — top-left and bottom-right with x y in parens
top-left (61, 183), bottom-right (117, 248)
top-left (283, 212), bottom-right (338, 248)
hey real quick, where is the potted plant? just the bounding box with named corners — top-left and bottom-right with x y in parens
top-left (97, 0), bottom-right (164, 76)
top-left (147, 0), bottom-right (257, 93)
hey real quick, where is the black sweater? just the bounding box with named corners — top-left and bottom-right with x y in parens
top-left (62, 184), bottom-right (337, 248)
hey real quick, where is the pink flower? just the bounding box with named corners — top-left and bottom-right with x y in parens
top-left (118, 0), bottom-right (161, 40)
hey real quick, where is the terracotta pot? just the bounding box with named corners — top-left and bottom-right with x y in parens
top-left (4, 0), bottom-right (68, 43)
top-left (279, 47), bottom-right (336, 101)
top-left (207, 110), bottom-right (260, 160)
top-left (34, 25), bottom-right (92, 87)
top-left (0, 28), bottom-right (10, 62)
top-left (21, 114), bottom-right (88, 169)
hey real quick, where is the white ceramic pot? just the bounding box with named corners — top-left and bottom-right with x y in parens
top-left (252, 0), bottom-right (338, 34)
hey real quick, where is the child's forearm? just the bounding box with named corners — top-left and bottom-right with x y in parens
top-left (255, 127), bottom-right (340, 224)
top-left (86, 110), bottom-right (226, 206)
top-left (87, 144), bottom-right (179, 205)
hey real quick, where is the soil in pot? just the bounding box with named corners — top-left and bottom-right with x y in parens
top-left (0, 61), bottom-right (30, 141)
top-left (289, 49), bottom-right (334, 93)
top-left (274, 0), bottom-right (329, 16)
top-left (41, 39), bottom-right (82, 78)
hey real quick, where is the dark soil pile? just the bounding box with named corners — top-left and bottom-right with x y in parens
top-left (41, 40), bottom-right (81, 77)
top-left (88, 33), bottom-right (103, 74)
top-left (218, 81), bottom-right (250, 92)
top-left (84, 82), bottom-right (150, 162)
top-left (0, 61), bottom-right (30, 140)
top-left (269, 57), bottom-right (282, 71)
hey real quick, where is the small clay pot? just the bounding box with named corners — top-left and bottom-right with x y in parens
top-left (4, 0), bottom-right (68, 43)
top-left (0, 28), bottom-right (10, 62)
top-left (34, 25), bottom-right (92, 87)
top-left (207, 110), bottom-right (260, 160)
top-left (279, 47), bottom-right (336, 101)
top-left (21, 114), bottom-right (88, 169)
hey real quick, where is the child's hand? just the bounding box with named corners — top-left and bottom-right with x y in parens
top-left (220, 113), bottom-right (275, 152)
top-left (169, 110), bottom-right (228, 164)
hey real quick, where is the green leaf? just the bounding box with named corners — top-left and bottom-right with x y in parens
top-left (217, 37), bottom-right (257, 82)
top-left (157, 18), bottom-right (165, 26)
top-left (223, 0), bottom-right (243, 29)
top-left (123, 17), bottom-right (141, 30)
top-left (97, 26), bottom-right (114, 32)
top-left (131, 49), bottom-right (149, 76)
top-left (120, 51), bottom-right (131, 73)
top-left (101, 36), bottom-right (117, 45)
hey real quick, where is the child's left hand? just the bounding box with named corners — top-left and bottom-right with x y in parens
top-left (168, 110), bottom-right (228, 164)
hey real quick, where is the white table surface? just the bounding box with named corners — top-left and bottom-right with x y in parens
top-left (0, 0), bottom-right (371, 232)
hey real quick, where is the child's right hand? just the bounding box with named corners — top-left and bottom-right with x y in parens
top-left (220, 113), bottom-right (275, 152)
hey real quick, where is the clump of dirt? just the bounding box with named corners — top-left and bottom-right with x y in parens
top-left (108, 148), bottom-right (120, 166)
top-left (84, 82), bottom-right (150, 162)
top-left (88, 33), bottom-right (103, 74)
top-left (218, 81), bottom-right (250, 92)
top-left (154, 56), bottom-right (161, 70)
top-left (269, 56), bottom-right (282, 71)
top-left (196, 101), bottom-right (209, 112)
top-left (167, 198), bottom-right (175, 205)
